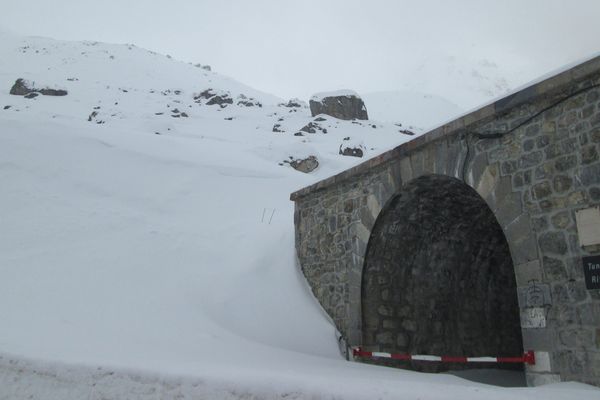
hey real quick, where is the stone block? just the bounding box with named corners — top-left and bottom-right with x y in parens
top-left (532, 181), bottom-right (552, 200)
top-left (519, 151), bottom-right (544, 169)
top-left (538, 231), bottom-right (568, 255)
top-left (475, 163), bottom-right (499, 200)
top-left (505, 213), bottom-right (538, 265)
top-left (521, 307), bottom-right (547, 329)
top-left (399, 157), bottom-right (413, 184)
top-left (515, 260), bottom-right (543, 287)
top-left (375, 331), bottom-right (394, 345)
top-left (485, 175), bottom-right (512, 212)
top-left (522, 328), bottom-right (554, 350)
top-left (550, 211), bottom-right (571, 230)
top-left (527, 351), bottom-right (552, 372)
top-left (410, 151), bottom-right (425, 178)
top-left (554, 155), bottom-right (577, 172)
top-left (580, 163), bottom-right (600, 186)
top-left (542, 256), bottom-right (567, 281)
top-left (433, 141), bottom-right (449, 175)
top-left (466, 152), bottom-right (488, 189)
top-left (557, 328), bottom-right (594, 349)
top-left (494, 191), bottom-right (523, 227)
top-left (518, 283), bottom-right (552, 308)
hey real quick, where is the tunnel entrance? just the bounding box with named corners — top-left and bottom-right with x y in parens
top-left (361, 175), bottom-right (523, 373)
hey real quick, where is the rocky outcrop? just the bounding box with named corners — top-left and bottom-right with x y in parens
top-left (284, 156), bottom-right (319, 173)
top-left (10, 78), bottom-right (68, 97)
top-left (10, 79), bottom-right (35, 96)
top-left (339, 146), bottom-right (364, 158)
top-left (309, 90), bottom-right (368, 120)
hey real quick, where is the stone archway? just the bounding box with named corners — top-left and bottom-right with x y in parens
top-left (361, 174), bottom-right (523, 372)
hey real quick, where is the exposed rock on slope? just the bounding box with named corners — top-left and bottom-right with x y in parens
top-left (10, 78), bottom-right (68, 97)
top-left (284, 156), bottom-right (319, 173)
top-left (309, 90), bottom-right (368, 120)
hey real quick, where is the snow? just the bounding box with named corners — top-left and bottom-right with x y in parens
top-left (361, 90), bottom-right (464, 130)
top-left (310, 89), bottom-right (360, 101)
top-left (0, 31), bottom-right (599, 399)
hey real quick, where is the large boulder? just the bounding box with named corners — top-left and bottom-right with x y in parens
top-left (10, 78), bottom-right (67, 97)
top-left (283, 156), bottom-right (319, 173)
top-left (309, 90), bottom-right (368, 120)
top-left (9, 79), bottom-right (35, 96)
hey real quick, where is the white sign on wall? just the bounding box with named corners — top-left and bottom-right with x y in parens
top-left (576, 207), bottom-right (600, 247)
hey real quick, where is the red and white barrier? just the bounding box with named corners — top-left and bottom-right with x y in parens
top-left (352, 347), bottom-right (535, 365)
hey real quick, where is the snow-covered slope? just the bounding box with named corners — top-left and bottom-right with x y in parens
top-left (398, 54), bottom-right (514, 109)
top-left (362, 90), bottom-right (464, 130)
top-left (0, 31), bottom-right (598, 399)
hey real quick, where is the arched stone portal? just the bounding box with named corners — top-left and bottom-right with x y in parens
top-left (361, 175), bottom-right (523, 372)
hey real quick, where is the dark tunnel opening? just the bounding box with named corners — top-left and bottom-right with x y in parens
top-left (361, 175), bottom-right (523, 374)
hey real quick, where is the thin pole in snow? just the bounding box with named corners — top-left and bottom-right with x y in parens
top-left (268, 209), bottom-right (275, 224)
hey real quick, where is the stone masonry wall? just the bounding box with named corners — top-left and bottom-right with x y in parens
top-left (291, 57), bottom-right (600, 386)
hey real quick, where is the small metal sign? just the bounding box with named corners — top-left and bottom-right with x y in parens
top-left (582, 255), bottom-right (600, 290)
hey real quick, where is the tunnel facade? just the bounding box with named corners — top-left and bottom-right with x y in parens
top-left (361, 175), bottom-right (522, 372)
top-left (291, 56), bottom-right (600, 386)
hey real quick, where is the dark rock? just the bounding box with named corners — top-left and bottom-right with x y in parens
top-left (10, 78), bottom-right (68, 97)
top-left (194, 64), bottom-right (212, 71)
top-left (399, 129), bottom-right (415, 135)
top-left (553, 175), bottom-right (573, 193)
top-left (280, 99), bottom-right (304, 108)
top-left (3, 105), bottom-right (11, 110)
top-left (87, 110), bottom-right (104, 124)
top-left (194, 89), bottom-right (215, 101)
top-left (180, 112), bottom-right (188, 118)
top-left (272, 124), bottom-right (284, 133)
top-left (532, 181), bottom-right (552, 199)
top-left (294, 132), bottom-right (304, 136)
top-left (237, 95), bottom-right (262, 107)
top-left (300, 122), bottom-right (318, 134)
top-left (580, 163), bottom-right (600, 185)
top-left (314, 117), bottom-right (327, 122)
top-left (206, 94), bottom-right (233, 107)
top-left (339, 146), bottom-right (364, 158)
top-left (539, 231), bottom-right (568, 255)
top-left (309, 91), bottom-right (368, 120)
top-left (288, 156), bottom-right (319, 173)
top-left (10, 78), bottom-right (35, 95)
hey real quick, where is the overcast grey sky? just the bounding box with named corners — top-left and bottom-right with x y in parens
top-left (1, 0), bottom-right (599, 102)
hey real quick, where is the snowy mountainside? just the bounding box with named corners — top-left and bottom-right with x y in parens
top-left (398, 53), bottom-right (516, 110)
top-left (0, 30), bottom-right (422, 173)
top-left (1, 31), bottom-right (599, 399)
top-left (362, 90), bottom-right (464, 130)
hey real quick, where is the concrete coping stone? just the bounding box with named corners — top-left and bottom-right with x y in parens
top-left (290, 55), bottom-right (600, 201)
